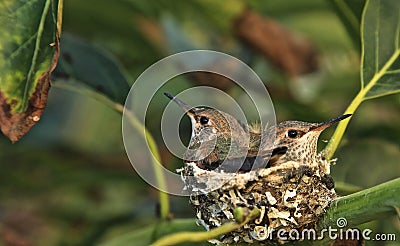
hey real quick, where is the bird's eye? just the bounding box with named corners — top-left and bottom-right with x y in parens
top-left (287, 129), bottom-right (298, 138)
top-left (199, 116), bottom-right (209, 125)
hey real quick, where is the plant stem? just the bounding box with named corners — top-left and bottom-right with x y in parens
top-left (324, 50), bottom-right (400, 159)
top-left (149, 172), bottom-right (400, 246)
top-left (319, 178), bottom-right (400, 228)
top-left (151, 208), bottom-right (260, 246)
top-left (57, 0), bottom-right (63, 35)
top-left (116, 104), bottom-right (170, 220)
top-left (53, 82), bottom-right (170, 220)
top-left (323, 90), bottom-right (362, 160)
top-left (151, 222), bottom-right (239, 246)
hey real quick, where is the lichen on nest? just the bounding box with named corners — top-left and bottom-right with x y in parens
top-left (179, 160), bottom-right (336, 244)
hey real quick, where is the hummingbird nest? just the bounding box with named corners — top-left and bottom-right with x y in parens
top-left (180, 158), bottom-right (336, 244)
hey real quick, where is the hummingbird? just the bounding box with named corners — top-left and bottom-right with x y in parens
top-left (213, 114), bottom-right (352, 172)
top-left (258, 114), bottom-right (352, 189)
top-left (165, 92), bottom-right (351, 172)
top-left (260, 114), bottom-right (352, 168)
top-left (164, 92), bottom-right (263, 171)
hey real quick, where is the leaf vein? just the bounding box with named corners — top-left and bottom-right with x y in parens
top-left (374, 0), bottom-right (381, 74)
top-left (22, 0), bottom-right (52, 112)
top-left (8, 33), bottom-right (37, 61)
top-left (385, 69), bottom-right (400, 75)
top-left (396, 7), bottom-right (400, 50)
top-left (364, 90), bottom-right (400, 100)
top-left (364, 49), bottom-right (400, 98)
top-left (6, 0), bottom-right (37, 18)
top-left (360, 0), bottom-right (370, 89)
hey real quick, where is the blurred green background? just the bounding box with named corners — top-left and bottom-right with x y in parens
top-left (0, 0), bottom-right (399, 245)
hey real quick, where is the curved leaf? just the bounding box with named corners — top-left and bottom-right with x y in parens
top-left (361, 0), bottom-right (400, 99)
top-left (0, 0), bottom-right (60, 142)
top-left (325, 0), bottom-right (400, 159)
top-left (330, 0), bottom-right (365, 51)
top-left (53, 34), bottom-right (131, 105)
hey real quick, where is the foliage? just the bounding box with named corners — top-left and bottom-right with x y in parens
top-left (0, 0), bottom-right (399, 245)
top-left (0, 0), bottom-right (61, 142)
top-left (325, 0), bottom-right (400, 159)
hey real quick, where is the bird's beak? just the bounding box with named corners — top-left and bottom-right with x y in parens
top-left (310, 114), bottom-right (352, 132)
top-left (164, 92), bottom-right (196, 115)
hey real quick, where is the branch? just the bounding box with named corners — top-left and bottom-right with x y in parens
top-left (319, 178), bottom-right (400, 228)
top-left (151, 208), bottom-right (260, 246)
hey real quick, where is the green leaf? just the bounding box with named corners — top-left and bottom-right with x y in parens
top-left (0, 0), bottom-right (61, 142)
top-left (53, 34), bottom-right (131, 105)
top-left (325, 0), bottom-right (400, 159)
top-left (361, 0), bottom-right (400, 99)
top-left (329, 0), bottom-right (365, 51)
